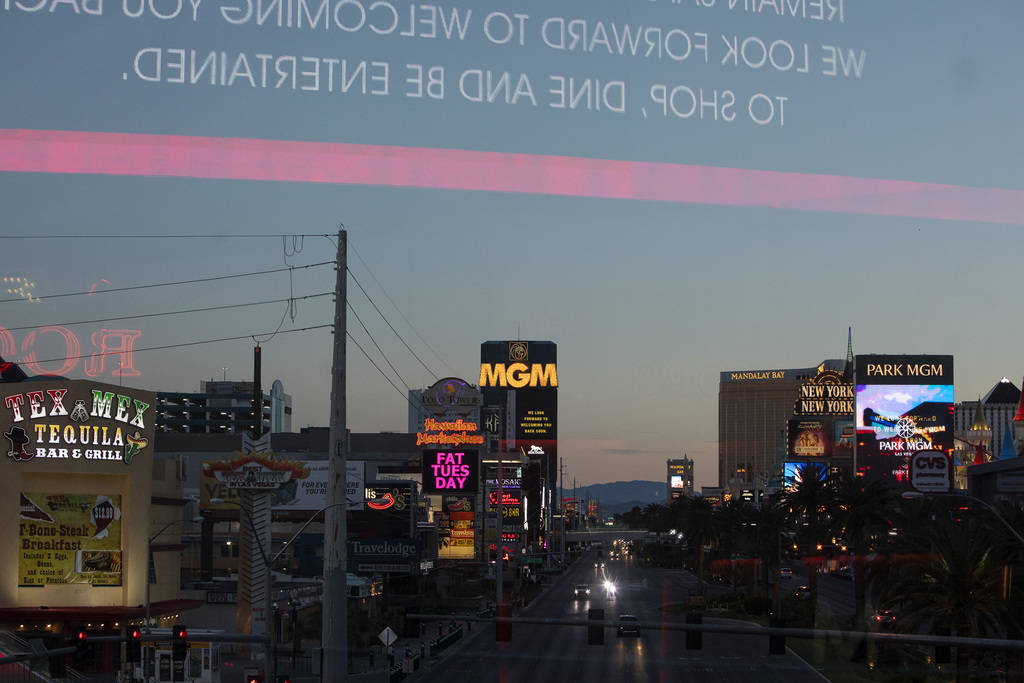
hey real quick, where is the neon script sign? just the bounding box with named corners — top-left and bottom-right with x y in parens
top-left (416, 417), bottom-right (484, 447)
top-left (0, 326), bottom-right (142, 378)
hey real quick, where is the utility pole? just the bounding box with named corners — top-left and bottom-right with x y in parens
top-left (251, 345), bottom-right (277, 683)
top-left (323, 229), bottom-right (348, 681)
top-left (496, 448), bottom-right (503, 610)
top-left (559, 458), bottom-right (565, 565)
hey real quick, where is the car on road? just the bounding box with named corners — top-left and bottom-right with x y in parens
top-left (873, 609), bottom-right (896, 628)
top-left (793, 584), bottom-right (810, 599)
top-left (616, 614), bottom-right (640, 637)
top-left (780, 567), bottom-right (794, 581)
top-left (574, 584), bottom-right (592, 599)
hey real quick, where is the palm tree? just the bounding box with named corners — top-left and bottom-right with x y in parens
top-left (829, 473), bottom-right (898, 627)
top-left (878, 508), bottom-right (1016, 683)
top-left (781, 464), bottom-right (832, 626)
top-left (681, 496), bottom-right (719, 593)
top-left (748, 499), bottom-right (787, 613)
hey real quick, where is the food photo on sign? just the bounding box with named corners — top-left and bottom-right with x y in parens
top-left (19, 492), bottom-right (123, 586)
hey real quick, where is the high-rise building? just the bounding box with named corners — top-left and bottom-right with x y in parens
top-left (667, 456), bottom-right (694, 499)
top-left (719, 360), bottom-right (844, 490)
top-left (156, 379), bottom-right (292, 433)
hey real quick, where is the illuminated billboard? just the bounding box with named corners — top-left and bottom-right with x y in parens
top-left (787, 419), bottom-right (830, 457)
top-left (20, 492), bottom-right (122, 586)
top-left (421, 450), bottom-right (479, 494)
top-left (782, 462), bottom-right (827, 491)
top-left (438, 510), bottom-right (475, 560)
top-left (1, 380), bottom-right (155, 467)
top-left (855, 355), bottom-right (954, 485)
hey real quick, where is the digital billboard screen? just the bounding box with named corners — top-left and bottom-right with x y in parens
top-left (782, 462), bottom-right (827, 491)
top-left (421, 449), bottom-right (479, 494)
top-left (787, 419), bottom-right (830, 457)
top-left (855, 355), bottom-right (954, 485)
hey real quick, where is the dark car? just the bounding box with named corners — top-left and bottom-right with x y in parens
top-left (873, 610), bottom-right (897, 628)
top-left (616, 614), bottom-right (640, 636)
top-left (793, 584), bottom-right (810, 599)
top-left (574, 584), bottom-right (592, 599)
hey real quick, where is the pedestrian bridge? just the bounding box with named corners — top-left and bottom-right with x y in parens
top-left (565, 529), bottom-right (648, 544)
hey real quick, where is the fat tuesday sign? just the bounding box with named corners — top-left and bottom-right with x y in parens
top-left (1, 380), bottom-right (155, 465)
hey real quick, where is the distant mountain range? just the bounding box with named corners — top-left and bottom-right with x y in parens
top-left (564, 480), bottom-right (665, 516)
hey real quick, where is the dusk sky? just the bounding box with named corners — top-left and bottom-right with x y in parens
top-left (2, 1), bottom-right (1023, 489)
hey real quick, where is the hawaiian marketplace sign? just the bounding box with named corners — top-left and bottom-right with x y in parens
top-left (202, 453), bottom-right (310, 490)
top-left (416, 417), bottom-right (484, 448)
top-left (19, 492), bottom-right (123, 586)
top-left (2, 380), bottom-right (155, 465)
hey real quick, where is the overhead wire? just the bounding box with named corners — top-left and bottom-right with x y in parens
top-left (2, 293), bottom-right (332, 332)
top-left (347, 300), bottom-right (411, 392)
top-left (25, 325), bottom-right (332, 366)
top-left (346, 331), bottom-right (423, 413)
top-left (348, 238), bottom-right (453, 375)
top-left (347, 267), bottom-right (438, 382)
top-left (0, 261), bottom-right (335, 304)
top-left (0, 233), bottom-right (333, 239)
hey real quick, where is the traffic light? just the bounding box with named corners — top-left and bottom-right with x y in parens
top-left (172, 625), bottom-right (188, 660)
top-left (72, 630), bottom-right (93, 668)
top-left (46, 636), bottom-right (66, 678)
top-left (126, 628), bottom-right (142, 663)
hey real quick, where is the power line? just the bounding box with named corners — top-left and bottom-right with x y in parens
top-left (348, 240), bottom-right (453, 375)
top-left (24, 325), bottom-right (331, 366)
top-left (347, 300), bottom-right (411, 392)
top-left (347, 330), bottom-right (422, 413)
top-left (3, 293), bottom-right (332, 331)
top-left (1, 233), bottom-right (333, 239)
top-left (347, 268), bottom-right (438, 382)
top-left (0, 261), bottom-right (335, 304)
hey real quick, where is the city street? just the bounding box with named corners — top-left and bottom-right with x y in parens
top-left (417, 554), bottom-right (826, 683)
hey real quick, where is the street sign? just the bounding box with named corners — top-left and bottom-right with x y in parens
top-left (910, 449), bottom-right (952, 493)
top-left (523, 557), bottom-right (542, 564)
top-left (378, 627), bottom-right (398, 647)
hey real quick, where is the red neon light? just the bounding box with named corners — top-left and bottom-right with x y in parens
top-left (1, 129), bottom-right (1022, 226)
top-left (0, 326), bottom-right (141, 379)
top-left (367, 493), bottom-right (396, 510)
